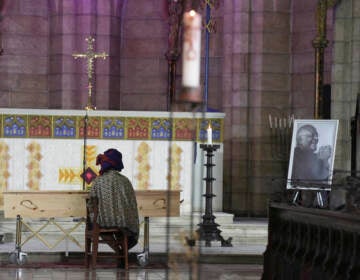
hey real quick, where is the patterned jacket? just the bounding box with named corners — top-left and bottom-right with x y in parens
top-left (89, 169), bottom-right (139, 241)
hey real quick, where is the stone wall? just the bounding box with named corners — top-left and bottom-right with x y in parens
top-left (0, 0), bottom-right (170, 110)
top-left (48, 0), bottom-right (124, 109)
top-left (0, 0), bottom-right (49, 107)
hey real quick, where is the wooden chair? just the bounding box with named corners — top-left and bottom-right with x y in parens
top-left (85, 197), bottom-right (129, 269)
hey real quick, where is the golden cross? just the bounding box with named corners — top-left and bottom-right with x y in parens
top-left (72, 36), bottom-right (108, 110)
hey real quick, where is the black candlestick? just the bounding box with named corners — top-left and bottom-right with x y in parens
top-left (197, 144), bottom-right (232, 247)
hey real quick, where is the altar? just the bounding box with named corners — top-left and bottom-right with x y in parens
top-left (0, 108), bottom-right (225, 213)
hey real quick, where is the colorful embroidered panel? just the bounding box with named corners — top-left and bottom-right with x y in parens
top-left (126, 117), bottom-right (150, 140)
top-left (0, 112), bottom-right (224, 142)
top-left (78, 116), bottom-right (101, 139)
top-left (29, 115), bottom-right (52, 138)
top-left (151, 118), bottom-right (172, 140)
top-left (102, 117), bottom-right (125, 139)
top-left (4, 115), bottom-right (27, 137)
top-left (53, 116), bottom-right (77, 138)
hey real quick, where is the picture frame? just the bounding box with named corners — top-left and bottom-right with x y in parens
top-left (286, 119), bottom-right (339, 191)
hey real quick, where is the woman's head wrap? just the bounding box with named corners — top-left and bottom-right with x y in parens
top-left (96, 148), bottom-right (124, 175)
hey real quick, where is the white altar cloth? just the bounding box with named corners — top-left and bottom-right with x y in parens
top-left (0, 109), bottom-right (225, 213)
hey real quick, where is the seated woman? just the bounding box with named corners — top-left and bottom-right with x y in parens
top-left (89, 148), bottom-right (139, 251)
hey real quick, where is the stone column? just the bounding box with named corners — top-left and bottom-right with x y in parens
top-left (332, 0), bottom-right (360, 171)
top-left (222, 0), bottom-right (291, 216)
top-left (222, 0), bottom-right (251, 215)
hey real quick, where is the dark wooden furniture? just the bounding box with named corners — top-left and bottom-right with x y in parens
top-left (85, 197), bottom-right (129, 269)
top-left (262, 202), bottom-right (360, 280)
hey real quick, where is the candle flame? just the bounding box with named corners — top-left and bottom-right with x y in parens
top-left (189, 10), bottom-right (196, 16)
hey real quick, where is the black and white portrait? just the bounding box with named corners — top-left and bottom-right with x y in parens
top-left (287, 119), bottom-right (339, 190)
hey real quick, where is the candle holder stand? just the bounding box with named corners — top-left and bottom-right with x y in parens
top-left (196, 144), bottom-right (232, 247)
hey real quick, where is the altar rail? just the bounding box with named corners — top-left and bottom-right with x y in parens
top-left (262, 202), bottom-right (360, 280)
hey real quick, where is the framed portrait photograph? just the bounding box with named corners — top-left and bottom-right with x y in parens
top-left (286, 119), bottom-right (339, 191)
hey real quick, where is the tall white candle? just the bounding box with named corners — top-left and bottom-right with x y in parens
top-left (207, 123), bottom-right (212, 145)
top-left (182, 10), bottom-right (202, 88)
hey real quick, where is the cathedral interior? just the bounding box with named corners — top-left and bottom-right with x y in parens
top-left (0, 0), bottom-right (359, 279)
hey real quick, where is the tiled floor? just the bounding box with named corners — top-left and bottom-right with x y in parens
top-left (0, 239), bottom-right (265, 279)
top-left (0, 264), bottom-right (263, 280)
top-left (0, 217), bottom-right (267, 279)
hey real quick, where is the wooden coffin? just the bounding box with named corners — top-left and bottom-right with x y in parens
top-left (3, 190), bottom-right (180, 219)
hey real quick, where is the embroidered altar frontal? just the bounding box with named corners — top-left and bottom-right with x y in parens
top-left (0, 109), bottom-right (225, 213)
